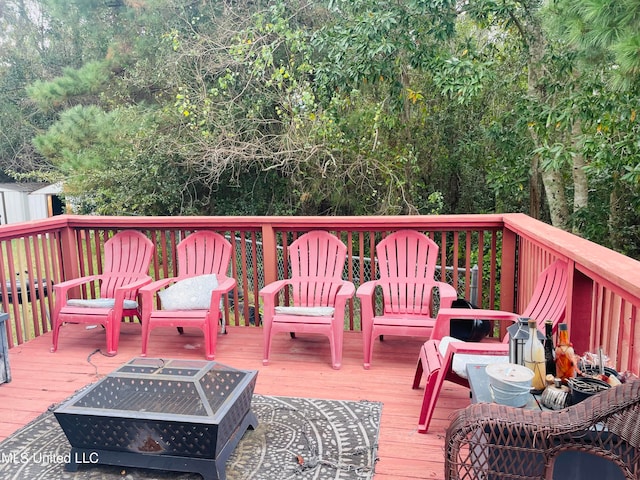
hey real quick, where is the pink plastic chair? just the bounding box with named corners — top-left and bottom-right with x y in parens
top-left (260, 231), bottom-right (355, 369)
top-left (412, 259), bottom-right (568, 433)
top-left (356, 230), bottom-right (458, 369)
top-left (139, 231), bottom-right (236, 360)
top-left (51, 230), bottom-right (155, 355)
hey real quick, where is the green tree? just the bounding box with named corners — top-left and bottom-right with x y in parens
top-left (3, 0), bottom-right (638, 258)
top-left (552, 0), bottom-right (640, 90)
top-left (542, 0), bottom-right (640, 254)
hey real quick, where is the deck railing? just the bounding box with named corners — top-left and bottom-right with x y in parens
top-left (0, 213), bottom-right (638, 375)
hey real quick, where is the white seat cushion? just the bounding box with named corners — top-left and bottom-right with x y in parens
top-left (438, 336), bottom-right (509, 379)
top-left (158, 274), bottom-right (219, 310)
top-left (67, 298), bottom-right (139, 310)
top-left (275, 306), bottom-right (335, 317)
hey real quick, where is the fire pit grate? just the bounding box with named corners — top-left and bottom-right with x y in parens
top-left (54, 358), bottom-right (258, 480)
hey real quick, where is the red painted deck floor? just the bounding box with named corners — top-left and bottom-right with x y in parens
top-left (1, 323), bottom-right (471, 479)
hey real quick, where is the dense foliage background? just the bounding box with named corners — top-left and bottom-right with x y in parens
top-left (1, 0), bottom-right (639, 256)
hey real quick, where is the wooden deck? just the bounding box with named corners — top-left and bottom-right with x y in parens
top-left (1, 323), bottom-right (471, 479)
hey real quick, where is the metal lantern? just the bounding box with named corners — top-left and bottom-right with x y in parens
top-left (508, 318), bottom-right (531, 366)
top-left (508, 317), bottom-right (544, 366)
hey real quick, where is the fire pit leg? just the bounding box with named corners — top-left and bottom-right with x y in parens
top-left (211, 409), bottom-right (259, 480)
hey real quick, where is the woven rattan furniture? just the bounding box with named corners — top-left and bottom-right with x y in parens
top-left (444, 379), bottom-right (640, 479)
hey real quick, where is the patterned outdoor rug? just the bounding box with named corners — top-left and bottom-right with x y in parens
top-left (0, 395), bottom-right (381, 480)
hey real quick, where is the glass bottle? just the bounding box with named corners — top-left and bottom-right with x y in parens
top-left (555, 323), bottom-right (577, 383)
top-left (544, 320), bottom-right (556, 378)
top-left (524, 319), bottom-right (546, 391)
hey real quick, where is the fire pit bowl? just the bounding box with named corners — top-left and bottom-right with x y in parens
top-left (54, 358), bottom-right (258, 480)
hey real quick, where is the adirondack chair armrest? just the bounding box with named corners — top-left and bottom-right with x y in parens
top-left (259, 279), bottom-right (291, 296)
top-left (435, 281), bottom-right (458, 308)
top-left (104, 275), bottom-right (152, 317)
top-left (333, 281), bottom-right (356, 310)
top-left (138, 278), bottom-right (175, 310)
top-left (259, 279), bottom-right (294, 316)
top-left (444, 337), bottom-right (509, 357)
top-left (355, 280), bottom-right (378, 299)
top-left (335, 280), bottom-right (355, 298)
top-left (208, 276), bottom-right (236, 310)
top-left (140, 278), bottom-right (176, 294)
top-left (431, 308), bottom-right (520, 341)
top-left (355, 280), bottom-right (381, 320)
top-left (53, 275), bottom-right (99, 298)
top-left (213, 275), bottom-right (236, 294)
top-left (113, 275), bottom-right (153, 299)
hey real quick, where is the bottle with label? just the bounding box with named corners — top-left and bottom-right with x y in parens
top-left (524, 319), bottom-right (546, 392)
top-left (544, 320), bottom-right (556, 378)
top-left (555, 323), bottom-right (577, 383)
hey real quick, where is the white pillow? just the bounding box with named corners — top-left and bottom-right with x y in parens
top-left (67, 298), bottom-right (139, 310)
top-left (438, 336), bottom-right (509, 378)
top-left (158, 274), bottom-right (219, 311)
top-left (274, 306), bottom-right (335, 317)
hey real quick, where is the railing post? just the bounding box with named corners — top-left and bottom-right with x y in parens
top-left (499, 227), bottom-right (517, 339)
top-left (261, 224), bottom-right (278, 286)
top-left (58, 225), bottom-right (80, 287)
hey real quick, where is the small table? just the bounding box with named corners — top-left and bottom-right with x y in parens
top-left (466, 363), bottom-right (545, 410)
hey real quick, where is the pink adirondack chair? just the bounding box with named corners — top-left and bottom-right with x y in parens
top-left (412, 259), bottom-right (568, 433)
top-left (51, 230), bottom-right (155, 355)
top-left (139, 231), bottom-right (236, 360)
top-left (260, 230), bottom-right (355, 369)
top-left (356, 230), bottom-right (458, 369)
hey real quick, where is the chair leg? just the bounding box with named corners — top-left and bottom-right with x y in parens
top-left (413, 347), bottom-right (425, 389)
top-left (219, 310), bottom-right (226, 334)
top-left (416, 341), bottom-right (445, 433)
top-left (362, 319), bottom-right (374, 369)
top-left (50, 320), bottom-right (61, 353)
top-left (140, 315), bottom-right (151, 357)
top-left (263, 320), bottom-right (273, 366)
top-left (107, 321), bottom-right (119, 356)
top-left (204, 321), bottom-right (215, 360)
top-left (418, 365), bottom-right (445, 433)
top-left (331, 327), bottom-right (343, 370)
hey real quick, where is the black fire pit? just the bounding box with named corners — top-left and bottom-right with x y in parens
top-left (53, 358), bottom-right (258, 480)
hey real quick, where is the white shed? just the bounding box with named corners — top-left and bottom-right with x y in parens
top-left (0, 182), bottom-right (63, 225)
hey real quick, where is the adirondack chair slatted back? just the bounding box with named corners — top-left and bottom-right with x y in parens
top-left (99, 230), bottom-right (155, 301)
top-left (177, 231), bottom-right (232, 278)
top-left (288, 231), bottom-right (347, 307)
top-left (491, 260), bottom-right (568, 344)
top-left (376, 230), bottom-right (439, 315)
top-left (521, 260), bottom-right (568, 331)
